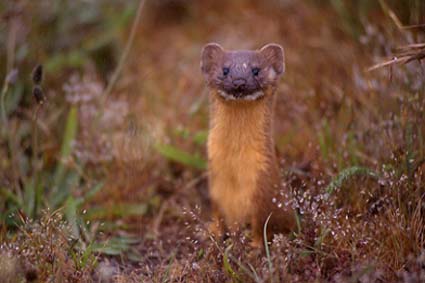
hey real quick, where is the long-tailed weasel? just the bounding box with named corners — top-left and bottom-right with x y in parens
top-left (200, 43), bottom-right (296, 246)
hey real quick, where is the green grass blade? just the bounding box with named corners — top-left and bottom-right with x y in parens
top-left (326, 166), bottom-right (379, 194)
top-left (223, 244), bottom-right (241, 282)
top-left (227, 254), bottom-right (262, 283)
top-left (75, 182), bottom-right (104, 207)
top-left (51, 170), bottom-right (81, 208)
top-left (84, 203), bottom-right (148, 220)
top-left (314, 227), bottom-right (330, 248)
top-left (93, 236), bottom-right (139, 256)
top-left (193, 130), bottom-right (208, 146)
top-left (23, 178), bottom-right (35, 218)
top-left (65, 196), bottom-right (80, 239)
top-left (0, 187), bottom-right (21, 206)
top-left (263, 213), bottom-right (275, 283)
top-left (155, 143), bottom-right (206, 170)
top-left (51, 106), bottom-right (78, 204)
top-left (161, 252), bottom-right (176, 283)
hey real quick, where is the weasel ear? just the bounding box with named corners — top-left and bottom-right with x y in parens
top-left (259, 43), bottom-right (285, 76)
top-left (201, 43), bottom-right (224, 76)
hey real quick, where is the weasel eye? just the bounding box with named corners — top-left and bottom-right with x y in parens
top-left (252, 67), bottom-right (260, 76)
top-left (222, 67), bottom-right (230, 76)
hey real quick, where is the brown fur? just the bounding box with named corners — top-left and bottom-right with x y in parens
top-left (201, 43), bottom-right (296, 245)
top-left (207, 87), bottom-right (296, 244)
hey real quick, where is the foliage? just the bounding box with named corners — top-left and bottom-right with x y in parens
top-left (1, 0), bottom-right (424, 282)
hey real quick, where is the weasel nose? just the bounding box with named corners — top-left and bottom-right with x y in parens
top-left (232, 78), bottom-right (247, 89)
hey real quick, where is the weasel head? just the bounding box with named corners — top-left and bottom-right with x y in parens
top-left (200, 43), bottom-right (285, 101)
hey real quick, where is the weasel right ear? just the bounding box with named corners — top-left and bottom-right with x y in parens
top-left (259, 43), bottom-right (285, 77)
top-left (201, 43), bottom-right (224, 76)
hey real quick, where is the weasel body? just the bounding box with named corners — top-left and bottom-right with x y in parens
top-left (201, 43), bottom-right (295, 244)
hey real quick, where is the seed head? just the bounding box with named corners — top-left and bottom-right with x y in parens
top-left (32, 65), bottom-right (43, 85)
top-left (32, 86), bottom-right (45, 105)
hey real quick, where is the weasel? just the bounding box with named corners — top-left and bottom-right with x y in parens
top-left (200, 43), bottom-right (296, 246)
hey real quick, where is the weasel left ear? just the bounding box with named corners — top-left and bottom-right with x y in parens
top-left (259, 43), bottom-right (285, 76)
top-left (201, 43), bottom-right (224, 76)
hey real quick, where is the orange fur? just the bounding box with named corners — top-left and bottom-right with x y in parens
top-left (208, 91), bottom-right (269, 228)
top-left (208, 88), bottom-right (295, 241)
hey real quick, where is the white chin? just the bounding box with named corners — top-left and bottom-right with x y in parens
top-left (217, 90), bottom-right (264, 101)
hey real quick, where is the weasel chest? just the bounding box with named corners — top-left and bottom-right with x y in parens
top-left (208, 101), bottom-right (269, 226)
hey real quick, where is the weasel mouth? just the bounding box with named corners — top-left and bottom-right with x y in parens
top-left (217, 90), bottom-right (264, 101)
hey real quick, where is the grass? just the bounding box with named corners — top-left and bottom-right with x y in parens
top-left (1, 0), bottom-right (425, 282)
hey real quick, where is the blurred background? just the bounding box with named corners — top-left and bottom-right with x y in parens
top-left (0, 0), bottom-right (424, 282)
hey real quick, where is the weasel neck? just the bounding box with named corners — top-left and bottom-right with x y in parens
top-left (207, 88), bottom-right (278, 225)
top-left (208, 89), bottom-right (276, 157)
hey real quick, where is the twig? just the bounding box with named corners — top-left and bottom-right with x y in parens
top-left (396, 43), bottom-right (425, 51)
top-left (101, 0), bottom-right (146, 105)
top-left (367, 48), bottom-right (425, 71)
top-left (32, 104), bottom-right (42, 216)
top-left (367, 56), bottom-right (409, 72)
top-left (181, 172), bottom-right (208, 191)
top-left (1, 18), bottom-right (20, 197)
top-left (377, 0), bottom-right (404, 31)
top-left (153, 199), bottom-right (168, 237)
top-left (401, 23), bottom-right (425, 30)
top-left (32, 105), bottom-right (41, 168)
top-left (0, 79), bottom-right (9, 129)
top-left (368, 0), bottom-right (425, 72)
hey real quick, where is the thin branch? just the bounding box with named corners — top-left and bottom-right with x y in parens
top-left (101, 0), bottom-right (146, 104)
top-left (1, 18), bottom-right (20, 196)
top-left (402, 23), bottom-right (425, 30)
top-left (367, 56), bottom-right (409, 72)
top-left (367, 46), bottom-right (425, 72)
top-left (377, 0), bottom-right (404, 31)
top-left (396, 43), bottom-right (425, 51)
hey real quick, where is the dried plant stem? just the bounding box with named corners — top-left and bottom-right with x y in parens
top-left (0, 81), bottom-right (9, 129)
top-left (402, 23), bottom-right (425, 30)
top-left (367, 0), bottom-right (425, 72)
top-left (1, 93), bottom-right (22, 199)
top-left (32, 106), bottom-right (41, 168)
top-left (101, 0), bottom-right (146, 105)
top-left (263, 213), bottom-right (275, 283)
top-left (1, 19), bottom-right (20, 197)
top-left (377, 0), bottom-right (404, 31)
top-left (1, 18), bottom-right (17, 128)
top-left (32, 105), bottom-right (42, 216)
